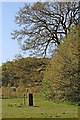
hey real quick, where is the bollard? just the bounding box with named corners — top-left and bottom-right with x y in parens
top-left (28, 93), bottom-right (33, 106)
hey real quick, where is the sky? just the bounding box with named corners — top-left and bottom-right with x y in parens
top-left (1, 2), bottom-right (30, 65)
top-left (1, 0), bottom-right (48, 65)
top-left (1, 2), bottom-right (25, 64)
top-left (0, 2), bottom-right (2, 65)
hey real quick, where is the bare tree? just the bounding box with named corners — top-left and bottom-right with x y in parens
top-left (12, 2), bottom-right (79, 57)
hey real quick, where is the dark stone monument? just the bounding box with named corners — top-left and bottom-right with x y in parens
top-left (29, 93), bottom-right (33, 106)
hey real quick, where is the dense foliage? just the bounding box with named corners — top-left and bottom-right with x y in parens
top-left (42, 26), bottom-right (80, 102)
top-left (1, 57), bottom-right (49, 87)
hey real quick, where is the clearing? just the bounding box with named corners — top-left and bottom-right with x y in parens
top-left (2, 94), bottom-right (79, 118)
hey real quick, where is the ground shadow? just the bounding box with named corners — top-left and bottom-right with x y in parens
top-left (33, 105), bottom-right (39, 107)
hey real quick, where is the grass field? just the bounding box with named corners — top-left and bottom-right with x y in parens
top-left (2, 94), bottom-right (79, 118)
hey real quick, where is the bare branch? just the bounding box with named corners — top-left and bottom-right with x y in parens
top-left (12, 2), bottom-right (79, 57)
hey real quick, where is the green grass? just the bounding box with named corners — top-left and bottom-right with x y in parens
top-left (2, 95), bottom-right (79, 118)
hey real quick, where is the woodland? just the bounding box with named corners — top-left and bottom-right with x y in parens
top-left (1, 2), bottom-right (80, 103)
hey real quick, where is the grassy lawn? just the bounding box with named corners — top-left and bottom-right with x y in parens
top-left (2, 95), bottom-right (79, 118)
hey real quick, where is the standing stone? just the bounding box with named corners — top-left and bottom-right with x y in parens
top-left (29, 93), bottom-right (33, 106)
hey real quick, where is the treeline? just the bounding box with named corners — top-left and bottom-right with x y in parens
top-left (1, 57), bottom-right (49, 87)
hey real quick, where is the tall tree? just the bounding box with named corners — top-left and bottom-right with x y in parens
top-left (42, 25), bottom-right (80, 102)
top-left (12, 2), bottom-right (79, 57)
